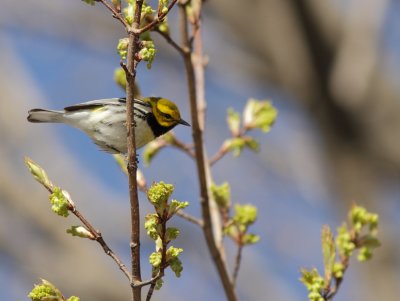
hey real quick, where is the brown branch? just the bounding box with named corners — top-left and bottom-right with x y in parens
top-left (232, 244), bottom-right (243, 288)
top-left (178, 2), bottom-right (238, 300)
top-left (209, 143), bottom-right (229, 166)
top-left (176, 210), bottom-right (204, 227)
top-left (97, 0), bottom-right (129, 28)
top-left (153, 28), bottom-right (186, 55)
top-left (125, 1), bottom-right (145, 300)
top-left (168, 133), bottom-right (196, 158)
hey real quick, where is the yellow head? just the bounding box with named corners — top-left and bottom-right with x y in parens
top-left (145, 97), bottom-right (190, 127)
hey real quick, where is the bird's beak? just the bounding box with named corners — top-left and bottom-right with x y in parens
top-left (178, 119), bottom-right (191, 126)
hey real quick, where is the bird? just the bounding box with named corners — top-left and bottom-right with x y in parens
top-left (27, 97), bottom-right (190, 154)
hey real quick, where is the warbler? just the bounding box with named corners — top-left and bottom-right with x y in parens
top-left (27, 97), bottom-right (190, 154)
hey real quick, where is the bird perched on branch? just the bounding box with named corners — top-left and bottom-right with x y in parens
top-left (27, 97), bottom-right (190, 154)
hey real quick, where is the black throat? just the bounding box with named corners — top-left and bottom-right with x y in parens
top-left (146, 113), bottom-right (175, 137)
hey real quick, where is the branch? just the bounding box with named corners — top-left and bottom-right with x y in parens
top-left (178, 2), bottom-right (238, 300)
top-left (176, 210), bottom-right (204, 227)
top-left (153, 28), bottom-right (186, 55)
top-left (232, 244), bottom-right (243, 288)
top-left (125, 1), bottom-right (145, 300)
top-left (209, 143), bottom-right (229, 166)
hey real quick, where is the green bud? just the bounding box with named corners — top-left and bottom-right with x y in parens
top-left (166, 246), bottom-right (183, 259)
top-left (139, 41), bottom-right (157, 69)
top-left (168, 199), bottom-right (189, 217)
top-left (147, 182), bottom-right (174, 209)
top-left (357, 246), bottom-right (373, 262)
top-left (49, 187), bottom-right (70, 217)
top-left (123, 4), bottom-right (134, 25)
top-left (336, 223), bottom-right (355, 257)
top-left (210, 182), bottom-right (231, 208)
top-left (149, 251), bottom-right (162, 267)
top-left (141, 3), bottom-right (156, 19)
top-left (242, 233), bottom-right (260, 245)
top-left (227, 108), bottom-right (241, 136)
top-left (28, 279), bottom-right (63, 301)
top-left (117, 38), bottom-right (129, 60)
top-left (243, 99), bottom-right (277, 132)
top-left (332, 262), bottom-right (344, 279)
top-left (300, 268), bottom-right (324, 292)
top-left (158, 20), bottom-right (169, 33)
top-left (25, 157), bottom-right (53, 190)
top-left (67, 297), bottom-right (80, 301)
top-left (145, 214), bottom-right (160, 240)
top-left (233, 204), bottom-right (258, 227)
top-left (66, 226), bottom-right (94, 239)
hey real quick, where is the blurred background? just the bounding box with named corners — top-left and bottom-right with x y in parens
top-left (1, 0), bottom-right (399, 300)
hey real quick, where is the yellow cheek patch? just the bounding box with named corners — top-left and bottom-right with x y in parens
top-left (91, 106), bottom-right (107, 113)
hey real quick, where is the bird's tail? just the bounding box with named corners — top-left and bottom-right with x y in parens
top-left (27, 109), bottom-right (64, 123)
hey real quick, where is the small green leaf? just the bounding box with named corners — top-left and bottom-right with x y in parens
top-left (166, 227), bottom-right (180, 242)
top-left (166, 246), bottom-right (183, 259)
top-left (168, 199), bottom-right (189, 217)
top-left (49, 187), bottom-right (70, 217)
top-left (224, 138), bottom-right (246, 157)
top-left (67, 297), bottom-right (80, 301)
top-left (210, 182), bottom-right (230, 208)
top-left (168, 256), bottom-right (183, 277)
top-left (227, 108), bottom-right (241, 136)
top-left (155, 278), bottom-right (164, 290)
top-left (66, 226), bottom-right (94, 239)
top-left (243, 136), bottom-right (260, 152)
top-left (358, 234), bottom-right (381, 249)
top-left (242, 233), bottom-right (260, 245)
top-left (28, 279), bottom-right (63, 301)
top-left (243, 99), bottom-right (277, 133)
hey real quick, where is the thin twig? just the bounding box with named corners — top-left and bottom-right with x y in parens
top-left (232, 244), bottom-right (243, 288)
top-left (97, 0), bottom-right (129, 28)
top-left (153, 28), bottom-right (186, 54)
top-left (178, 2), bottom-right (238, 300)
top-left (209, 143), bottom-right (229, 166)
top-left (176, 210), bottom-right (204, 227)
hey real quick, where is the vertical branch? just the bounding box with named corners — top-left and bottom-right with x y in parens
top-left (125, 1), bottom-right (144, 300)
top-left (179, 3), bottom-right (238, 301)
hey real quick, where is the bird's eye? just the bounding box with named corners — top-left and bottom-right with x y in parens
top-left (164, 113), bottom-right (172, 119)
